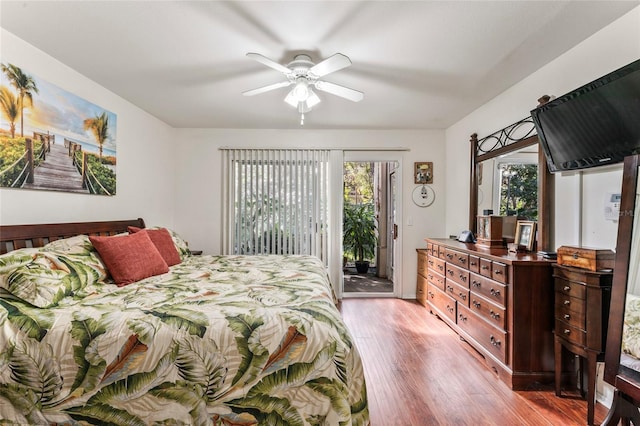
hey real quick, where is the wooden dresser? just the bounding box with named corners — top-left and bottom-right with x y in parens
top-left (420, 238), bottom-right (555, 389)
top-left (553, 264), bottom-right (613, 426)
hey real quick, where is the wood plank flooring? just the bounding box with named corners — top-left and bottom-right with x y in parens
top-left (340, 298), bottom-right (610, 426)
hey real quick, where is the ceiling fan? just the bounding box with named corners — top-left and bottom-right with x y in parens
top-left (243, 52), bottom-right (364, 125)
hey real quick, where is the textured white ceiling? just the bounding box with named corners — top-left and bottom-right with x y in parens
top-left (1, 1), bottom-right (637, 129)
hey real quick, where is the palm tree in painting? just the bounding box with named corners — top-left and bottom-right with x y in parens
top-left (83, 112), bottom-right (109, 158)
top-left (0, 86), bottom-right (19, 138)
top-left (0, 63), bottom-right (38, 137)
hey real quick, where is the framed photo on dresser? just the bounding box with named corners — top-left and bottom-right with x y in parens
top-left (515, 220), bottom-right (536, 251)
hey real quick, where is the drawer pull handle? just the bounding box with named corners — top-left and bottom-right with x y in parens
top-left (490, 335), bottom-right (501, 347)
top-left (482, 265), bottom-right (489, 270)
top-left (572, 252), bottom-right (579, 259)
top-left (494, 269), bottom-right (503, 275)
top-left (564, 329), bottom-right (571, 335)
top-left (459, 292), bottom-right (467, 301)
top-left (564, 314), bottom-right (570, 320)
top-left (490, 310), bottom-right (500, 320)
top-left (447, 305), bottom-right (454, 313)
top-left (459, 274), bottom-right (467, 282)
top-left (447, 285), bottom-right (454, 293)
top-left (563, 286), bottom-right (570, 292)
top-left (458, 314), bottom-right (467, 322)
top-left (438, 265), bottom-right (444, 271)
top-left (472, 300), bottom-right (481, 308)
top-left (472, 281), bottom-right (481, 288)
top-left (563, 300), bottom-right (570, 306)
top-left (448, 270), bottom-right (454, 276)
top-left (490, 288), bottom-right (501, 297)
top-left (459, 257), bottom-right (467, 264)
top-left (428, 292), bottom-right (434, 298)
top-left (447, 253), bottom-right (453, 259)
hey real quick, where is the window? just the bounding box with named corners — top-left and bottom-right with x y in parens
top-left (221, 149), bottom-right (330, 263)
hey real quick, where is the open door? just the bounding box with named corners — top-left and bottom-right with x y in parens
top-left (342, 153), bottom-right (402, 297)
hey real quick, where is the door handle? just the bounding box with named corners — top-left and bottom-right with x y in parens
top-left (393, 224), bottom-right (398, 240)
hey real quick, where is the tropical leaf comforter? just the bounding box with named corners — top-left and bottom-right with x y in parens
top-left (0, 248), bottom-right (369, 425)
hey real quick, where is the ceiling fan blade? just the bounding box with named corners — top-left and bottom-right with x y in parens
top-left (243, 81), bottom-right (291, 97)
top-left (246, 53), bottom-right (292, 75)
top-left (308, 53), bottom-right (352, 78)
top-left (315, 81), bottom-right (364, 102)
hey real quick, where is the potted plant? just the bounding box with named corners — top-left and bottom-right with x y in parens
top-left (343, 202), bottom-right (377, 273)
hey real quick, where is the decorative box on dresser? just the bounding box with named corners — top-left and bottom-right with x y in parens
top-left (421, 238), bottom-right (556, 389)
top-left (553, 264), bottom-right (613, 426)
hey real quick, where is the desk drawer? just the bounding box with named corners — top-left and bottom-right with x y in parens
top-left (428, 283), bottom-right (456, 323)
top-left (458, 304), bottom-right (507, 363)
top-left (446, 262), bottom-right (470, 288)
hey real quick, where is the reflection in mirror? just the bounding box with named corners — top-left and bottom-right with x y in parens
top-left (477, 145), bottom-right (538, 221)
top-left (620, 166), bottom-right (640, 380)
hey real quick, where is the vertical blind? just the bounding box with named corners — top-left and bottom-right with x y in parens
top-left (221, 149), bottom-right (330, 264)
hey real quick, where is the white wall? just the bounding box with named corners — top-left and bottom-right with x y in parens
top-left (0, 29), bottom-right (177, 227)
top-left (173, 128), bottom-right (446, 299)
top-left (445, 6), bottom-right (640, 250)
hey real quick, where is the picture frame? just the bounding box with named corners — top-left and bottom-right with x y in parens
top-left (414, 162), bottom-right (433, 184)
top-left (514, 220), bottom-right (536, 251)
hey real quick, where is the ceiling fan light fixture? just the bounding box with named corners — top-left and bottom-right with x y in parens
top-left (292, 78), bottom-right (310, 102)
top-left (305, 89), bottom-right (321, 108)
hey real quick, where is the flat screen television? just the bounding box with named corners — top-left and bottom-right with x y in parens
top-left (531, 59), bottom-right (640, 172)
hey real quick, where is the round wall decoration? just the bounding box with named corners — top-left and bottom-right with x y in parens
top-left (412, 185), bottom-right (435, 207)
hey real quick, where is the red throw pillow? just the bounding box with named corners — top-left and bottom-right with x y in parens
top-left (89, 232), bottom-right (169, 286)
top-left (127, 226), bottom-right (182, 266)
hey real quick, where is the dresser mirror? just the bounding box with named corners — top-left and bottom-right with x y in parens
top-left (477, 145), bottom-right (539, 220)
top-left (604, 154), bottom-right (640, 409)
top-left (469, 106), bottom-right (553, 251)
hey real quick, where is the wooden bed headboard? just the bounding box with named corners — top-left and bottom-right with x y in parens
top-left (0, 218), bottom-right (145, 254)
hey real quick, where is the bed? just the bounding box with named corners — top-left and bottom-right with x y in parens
top-left (0, 219), bottom-right (369, 425)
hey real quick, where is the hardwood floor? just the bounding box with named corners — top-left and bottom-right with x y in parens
top-left (340, 298), bottom-right (610, 426)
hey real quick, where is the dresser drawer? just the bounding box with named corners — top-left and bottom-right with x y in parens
top-left (427, 283), bottom-right (456, 323)
top-left (446, 248), bottom-right (470, 270)
top-left (554, 294), bottom-right (586, 319)
top-left (445, 262), bottom-right (470, 288)
top-left (468, 255), bottom-right (480, 274)
top-left (470, 272), bottom-right (507, 307)
top-left (437, 245), bottom-right (447, 260)
top-left (470, 293), bottom-right (506, 329)
top-left (446, 280), bottom-right (470, 307)
top-left (417, 251), bottom-right (429, 278)
top-left (416, 274), bottom-right (428, 306)
top-left (492, 262), bottom-right (508, 284)
top-left (555, 303), bottom-right (585, 330)
top-left (556, 318), bottom-right (587, 347)
top-left (458, 305), bottom-right (507, 363)
top-left (429, 256), bottom-right (446, 276)
top-left (426, 242), bottom-right (434, 256)
top-left (480, 258), bottom-right (492, 278)
top-left (427, 269), bottom-right (445, 291)
top-left (554, 278), bottom-right (586, 300)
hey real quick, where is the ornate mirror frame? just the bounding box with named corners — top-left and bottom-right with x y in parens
top-left (469, 96), bottom-right (553, 251)
top-left (604, 154), bottom-right (640, 406)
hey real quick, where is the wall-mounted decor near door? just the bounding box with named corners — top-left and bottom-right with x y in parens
top-left (414, 162), bottom-right (433, 184)
top-left (0, 61), bottom-right (117, 195)
top-left (412, 185), bottom-right (435, 207)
